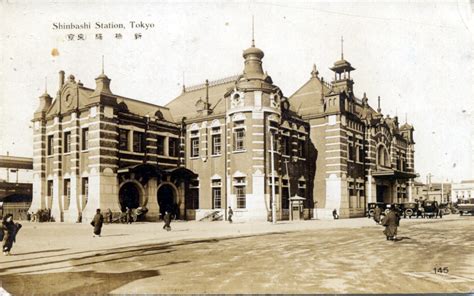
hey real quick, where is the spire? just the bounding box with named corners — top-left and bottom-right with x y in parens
top-left (405, 113), bottom-right (408, 124)
top-left (101, 55), bottom-right (104, 75)
top-left (205, 79), bottom-right (209, 108)
top-left (251, 15), bottom-right (255, 47)
top-left (341, 36), bottom-right (344, 60)
top-left (44, 76), bottom-right (48, 94)
top-left (311, 64), bottom-right (319, 78)
top-left (377, 96), bottom-right (381, 113)
top-left (182, 71), bottom-right (186, 93)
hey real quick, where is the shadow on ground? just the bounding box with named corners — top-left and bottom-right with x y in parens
top-left (1, 270), bottom-right (160, 295)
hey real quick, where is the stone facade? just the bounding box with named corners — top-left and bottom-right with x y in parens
top-left (31, 39), bottom-right (416, 222)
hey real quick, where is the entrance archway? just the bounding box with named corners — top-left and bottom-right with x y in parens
top-left (157, 184), bottom-right (177, 218)
top-left (119, 182), bottom-right (140, 212)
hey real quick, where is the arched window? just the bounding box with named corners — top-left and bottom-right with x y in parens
top-left (377, 145), bottom-right (390, 168)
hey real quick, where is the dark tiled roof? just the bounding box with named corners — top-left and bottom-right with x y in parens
top-left (165, 75), bottom-right (239, 120)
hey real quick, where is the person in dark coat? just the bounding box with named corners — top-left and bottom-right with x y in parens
top-left (382, 205), bottom-right (399, 241)
top-left (2, 214), bottom-right (22, 256)
top-left (374, 206), bottom-right (382, 224)
top-left (332, 209), bottom-right (339, 219)
top-left (163, 211), bottom-right (171, 231)
top-left (107, 208), bottom-right (113, 223)
top-left (126, 207), bottom-right (133, 224)
top-left (228, 207), bottom-right (233, 223)
top-left (91, 209), bottom-right (104, 237)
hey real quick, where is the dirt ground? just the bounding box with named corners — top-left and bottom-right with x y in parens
top-left (0, 216), bottom-right (473, 294)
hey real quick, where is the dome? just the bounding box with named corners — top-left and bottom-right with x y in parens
top-left (400, 123), bottom-right (413, 130)
top-left (243, 46), bottom-right (264, 59)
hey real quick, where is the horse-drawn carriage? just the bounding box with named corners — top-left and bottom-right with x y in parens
top-left (422, 200), bottom-right (442, 218)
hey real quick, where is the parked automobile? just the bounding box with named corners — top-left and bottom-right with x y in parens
top-left (457, 198), bottom-right (474, 216)
top-left (367, 202), bottom-right (387, 218)
top-left (401, 202), bottom-right (420, 218)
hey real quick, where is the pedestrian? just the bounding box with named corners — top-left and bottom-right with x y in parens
top-left (126, 207), bottom-right (133, 224)
top-left (107, 208), bottom-right (113, 224)
top-left (26, 212), bottom-right (31, 222)
top-left (1, 214), bottom-right (22, 256)
top-left (91, 209), bottom-right (104, 237)
top-left (381, 205), bottom-right (399, 241)
top-left (374, 205), bottom-right (382, 224)
top-left (332, 209), bottom-right (339, 219)
top-left (163, 211), bottom-right (171, 231)
top-left (228, 206), bottom-right (233, 223)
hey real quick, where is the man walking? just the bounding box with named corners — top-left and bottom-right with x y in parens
top-left (91, 209), bottom-right (104, 237)
top-left (163, 211), bottom-right (171, 231)
top-left (382, 205), bottom-right (399, 241)
top-left (2, 214), bottom-right (22, 256)
top-left (228, 206), bottom-right (233, 223)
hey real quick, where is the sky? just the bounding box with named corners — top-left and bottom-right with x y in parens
top-left (0, 0), bottom-right (472, 183)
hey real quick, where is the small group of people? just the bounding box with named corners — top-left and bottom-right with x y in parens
top-left (372, 204), bottom-right (401, 241)
top-left (1, 214), bottom-right (22, 255)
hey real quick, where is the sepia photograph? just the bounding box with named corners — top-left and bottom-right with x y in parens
top-left (0, 0), bottom-right (473, 294)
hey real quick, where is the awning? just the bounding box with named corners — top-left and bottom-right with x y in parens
top-left (372, 169), bottom-right (418, 180)
top-left (289, 195), bottom-right (306, 201)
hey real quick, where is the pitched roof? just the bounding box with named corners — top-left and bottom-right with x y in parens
top-left (45, 83), bottom-right (174, 122)
top-left (165, 75), bottom-right (239, 120)
top-left (288, 76), bottom-right (330, 116)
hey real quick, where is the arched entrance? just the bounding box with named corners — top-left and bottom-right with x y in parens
top-left (157, 184), bottom-right (177, 218)
top-left (119, 182), bottom-right (140, 212)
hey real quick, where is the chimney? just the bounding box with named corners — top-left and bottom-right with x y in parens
top-left (59, 70), bottom-right (65, 88)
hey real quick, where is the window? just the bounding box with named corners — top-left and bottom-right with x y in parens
top-left (190, 130), bottom-right (199, 158)
top-left (82, 128), bottom-right (89, 150)
top-left (47, 180), bottom-right (53, 197)
top-left (348, 136), bottom-right (354, 161)
top-left (357, 142), bottom-right (364, 163)
top-left (212, 180), bottom-right (222, 209)
top-left (212, 134), bottom-right (221, 155)
top-left (236, 187), bottom-right (246, 209)
top-left (281, 136), bottom-right (290, 156)
top-left (64, 131), bottom-right (71, 153)
top-left (298, 180), bottom-right (306, 197)
top-left (187, 178), bottom-right (199, 209)
top-left (82, 177), bottom-right (89, 196)
top-left (119, 129), bottom-right (129, 150)
top-left (298, 139), bottom-right (306, 158)
top-left (47, 135), bottom-right (54, 155)
top-left (64, 179), bottom-right (71, 210)
top-left (156, 135), bottom-right (165, 155)
top-left (169, 137), bottom-right (179, 157)
top-left (133, 131), bottom-right (145, 153)
top-left (377, 146), bottom-right (390, 168)
top-left (233, 121), bottom-right (245, 151)
top-left (234, 177), bottom-right (246, 209)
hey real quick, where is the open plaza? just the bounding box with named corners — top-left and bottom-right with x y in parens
top-left (0, 215), bottom-right (473, 294)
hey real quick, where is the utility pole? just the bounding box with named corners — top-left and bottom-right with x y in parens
top-left (270, 130), bottom-right (276, 224)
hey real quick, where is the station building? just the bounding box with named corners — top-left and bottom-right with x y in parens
top-left (31, 38), bottom-right (416, 222)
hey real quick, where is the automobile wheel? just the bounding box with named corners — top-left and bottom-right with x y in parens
top-left (368, 209), bottom-right (375, 217)
top-left (385, 209), bottom-right (390, 215)
top-left (405, 209), bottom-right (413, 217)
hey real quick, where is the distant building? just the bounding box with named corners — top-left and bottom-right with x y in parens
top-left (31, 37), bottom-right (417, 222)
top-left (451, 180), bottom-right (474, 203)
top-left (0, 155), bottom-right (33, 219)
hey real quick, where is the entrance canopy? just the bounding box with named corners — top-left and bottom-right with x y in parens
top-left (372, 169), bottom-right (418, 180)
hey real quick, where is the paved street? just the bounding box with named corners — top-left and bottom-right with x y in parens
top-left (0, 215), bottom-right (473, 294)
